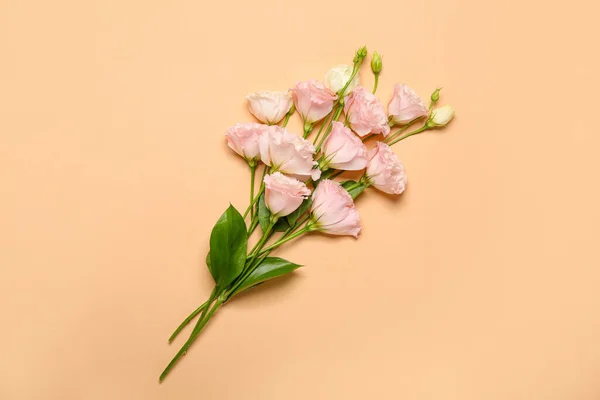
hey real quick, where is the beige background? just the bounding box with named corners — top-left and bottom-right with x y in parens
top-left (2, 0), bottom-right (600, 398)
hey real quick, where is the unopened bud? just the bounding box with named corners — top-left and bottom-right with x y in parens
top-left (430, 87), bottom-right (442, 104)
top-left (426, 105), bottom-right (455, 128)
top-left (371, 51), bottom-right (382, 75)
top-left (353, 45), bottom-right (368, 64)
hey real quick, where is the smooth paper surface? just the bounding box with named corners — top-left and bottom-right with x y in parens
top-left (1, 0), bottom-right (600, 398)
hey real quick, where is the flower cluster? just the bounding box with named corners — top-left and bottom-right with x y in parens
top-left (160, 46), bottom-right (455, 382)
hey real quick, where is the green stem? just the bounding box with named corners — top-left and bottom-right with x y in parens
top-left (312, 111), bottom-right (333, 145)
top-left (282, 107), bottom-right (294, 127)
top-left (248, 163), bottom-right (256, 221)
top-left (303, 122), bottom-right (314, 138)
top-left (313, 63), bottom-right (359, 147)
top-left (338, 64), bottom-right (360, 97)
top-left (170, 229), bottom-right (272, 342)
top-left (194, 286), bottom-right (218, 333)
top-left (226, 217), bottom-right (306, 298)
top-left (248, 219), bottom-right (275, 259)
top-left (160, 206), bottom-right (310, 366)
top-left (225, 257), bottom-right (264, 300)
top-left (388, 126), bottom-right (429, 146)
top-left (245, 165), bottom-right (269, 221)
top-left (372, 74), bottom-right (379, 94)
top-left (315, 105), bottom-right (343, 153)
top-left (168, 301), bottom-right (207, 343)
top-left (251, 220), bottom-right (274, 252)
top-left (247, 217), bottom-right (260, 236)
top-left (258, 226), bottom-right (310, 255)
top-left (159, 296), bottom-right (224, 382)
top-left (328, 170), bottom-right (344, 180)
top-left (236, 219), bottom-right (277, 294)
top-left (260, 164), bottom-right (269, 181)
top-left (253, 165), bottom-right (269, 220)
top-left (344, 181), bottom-right (363, 192)
top-left (169, 196), bottom-right (321, 343)
top-left (243, 182), bottom-right (264, 219)
top-left (384, 117), bottom-right (423, 144)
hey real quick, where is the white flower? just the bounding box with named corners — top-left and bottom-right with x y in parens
top-left (428, 105), bottom-right (455, 127)
top-left (246, 91), bottom-right (293, 125)
top-left (324, 65), bottom-right (359, 94)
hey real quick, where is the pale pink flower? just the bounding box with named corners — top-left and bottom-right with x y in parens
top-left (324, 65), bottom-right (359, 94)
top-left (246, 91), bottom-right (293, 125)
top-left (343, 86), bottom-right (390, 137)
top-left (225, 122), bottom-right (269, 161)
top-left (259, 126), bottom-right (321, 181)
top-left (321, 121), bottom-right (368, 171)
top-left (263, 172), bottom-right (311, 217)
top-left (387, 84), bottom-right (428, 125)
top-left (365, 142), bottom-right (407, 195)
top-left (310, 179), bottom-right (361, 238)
top-left (290, 80), bottom-right (337, 124)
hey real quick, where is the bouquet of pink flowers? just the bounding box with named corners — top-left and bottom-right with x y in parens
top-left (160, 46), bottom-right (454, 382)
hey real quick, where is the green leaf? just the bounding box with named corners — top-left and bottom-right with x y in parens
top-left (274, 218), bottom-right (290, 232)
top-left (209, 204), bottom-right (248, 288)
top-left (341, 180), bottom-right (366, 199)
top-left (258, 193), bottom-right (270, 232)
top-left (349, 185), bottom-right (365, 199)
top-left (205, 251), bottom-right (213, 277)
top-left (286, 198), bottom-right (312, 226)
top-left (231, 257), bottom-right (302, 296)
top-left (258, 193), bottom-right (290, 233)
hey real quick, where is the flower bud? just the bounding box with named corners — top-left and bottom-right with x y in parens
top-left (427, 105), bottom-right (455, 127)
top-left (353, 45), bottom-right (368, 64)
top-left (371, 51), bottom-right (382, 75)
top-left (430, 87), bottom-right (442, 104)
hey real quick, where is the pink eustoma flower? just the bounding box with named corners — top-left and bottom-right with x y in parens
top-left (290, 80), bottom-right (337, 124)
top-left (225, 122), bottom-right (269, 161)
top-left (321, 121), bottom-right (368, 171)
top-left (387, 83), bottom-right (428, 125)
top-left (343, 86), bottom-right (390, 137)
top-left (365, 142), bottom-right (408, 195)
top-left (310, 179), bottom-right (361, 238)
top-left (264, 172), bottom-right (311, 217)
top-left (259, 126), bottom-right (321, 181)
